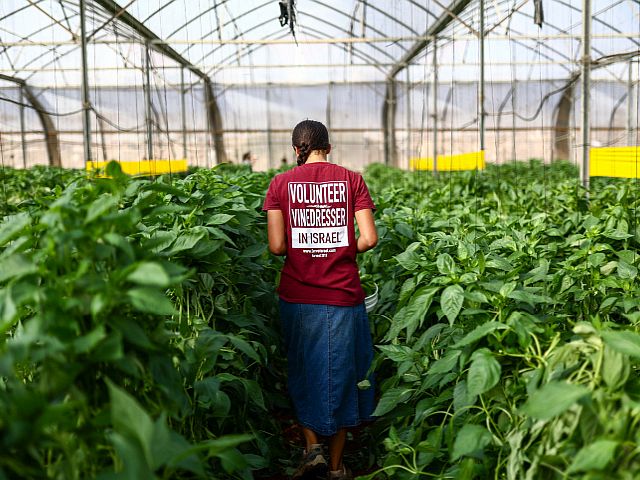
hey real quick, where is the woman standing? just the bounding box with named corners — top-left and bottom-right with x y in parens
top-left (263, 120), bottom-right (378, 479)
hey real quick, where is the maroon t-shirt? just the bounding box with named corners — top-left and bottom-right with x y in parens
top-left (263, 162), bottom-right (375, 306)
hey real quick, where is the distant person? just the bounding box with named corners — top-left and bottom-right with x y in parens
top-left (280, 156), bottom-right (288, 168)
top-left (263, 120), bottom-right (378, 479)
top-left (241, 151), bottom-right (253, 171)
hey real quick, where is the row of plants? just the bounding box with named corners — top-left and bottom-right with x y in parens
top-left (360, 161), bottom-right (640, 479)
top-left (0, 163), bottom-right (289, 479)
top-left (1, 160), bottom-right (639, 479)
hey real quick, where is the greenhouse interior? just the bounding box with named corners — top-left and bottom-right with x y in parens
top-left (1, 0), bottom-right (640, 479)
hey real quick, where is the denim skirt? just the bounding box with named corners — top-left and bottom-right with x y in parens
top-left (279, 299), bottom-right (375, 436)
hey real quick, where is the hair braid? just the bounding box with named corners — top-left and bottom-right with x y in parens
top-left (296, 142), bottom-right (311, 166)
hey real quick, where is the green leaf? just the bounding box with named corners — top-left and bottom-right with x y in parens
top-left (239, 243), bottom-right (266, 258)
top-left (207, 213), bottom-right (234, 226)
top-left (508, 289), bottom-right (551, 307)
top-left (168, 230), bottom-right (206, 254)
top-left (568, 440), bottom-right (618, 473)
top-left (387, 286), bottom-right (438, 340)
top-left (601, 330), bottom-right (640, 358)
top-left (357, 379), bottom-right (371, 390)
top-left (145, 230), bottom-right (177, 253)
top-left (73, 325), bottom-right (107, 354)
top-left (85, 194), bottom-right (119, 224)
top-left (603, 230), bottom-right (633, 240)
top-left (453, 321), bottom-right (508, 348)
top-left (216, 448), bottom-right (248, 473)
top-left (451, 424), bottom-right (492, 460)
top-left (499, 282), bottom-right (516, 298)
top-left (104, 232), bottom-right (134, 260)
top-left (394, 242), bottom-right (421, 271)
top-left (588, 252), bottom-right (606, 267)
top-left (203, 434), bottom-right (254, 452)
top-left (436, 253), bottom-right (456, 275)
top-left (600, 261), bottom-right (617, 276)
top-left (0, 212), bottom-right (30, 246)
top-left (106, 379), bottom-right (154, 466)
top-left (105, 432), bottom-right (154, 480)
top-left (441, 284), bottom-right (464, 324)
top-left (0, 254), bottom-right (37, 283)
top-left (207, 227), bottom-right (235, 246)
top-left (467, 348), bottom-right (501, 396)
top-left (601, 345), bottom-right (630, 389)
top-left (372, 387), bottom-right (413, 416)
top-left (106, 160), bottom-right (124, 178)
top-left (429, 349), bottom-right (461, 375)
top-left (194, 378), bottom-right (231, 417)
top-left (127, 262), bottom-right (171, 288)
top-left (0, 287), bottom-right (18, 334)
top-left (453, 380), bottom-right (477, 413)
top-left (377, 345), bottom-right (415, 362)
top-left (520, 381), bottom-right (589, 420)
top-left (228, 335), bottom-right (261, 364)
top-left (464, 290), bottom-right (488, 304)
top-left (617, 261), bottom-right (638, 280)
top-left (127, 287), bottom-right (176, 315)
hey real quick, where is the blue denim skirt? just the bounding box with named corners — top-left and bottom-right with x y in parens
top-left (279, 299), bottom-right (375, 436)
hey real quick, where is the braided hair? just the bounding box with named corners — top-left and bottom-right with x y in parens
top-left (292, 120), bottom-right (330, 166)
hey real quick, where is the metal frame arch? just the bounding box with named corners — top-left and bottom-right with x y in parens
top-left (0, 73), bottom-right (62, 166)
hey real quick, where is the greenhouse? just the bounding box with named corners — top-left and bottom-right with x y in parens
top-left (0, 0), bottom-right (639, 479)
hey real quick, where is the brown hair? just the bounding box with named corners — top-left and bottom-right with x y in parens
top-left (291, 120), bottom-right (330, 166)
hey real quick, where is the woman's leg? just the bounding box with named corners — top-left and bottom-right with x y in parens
top-left (328, 428), bottom-right (347, 471)
top-left (302, 426), bottom-right (320, 451)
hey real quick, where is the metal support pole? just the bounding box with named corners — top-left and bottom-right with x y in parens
top-left (383, 79), bottom-right (397, 166)
top-left (79, 0), bottom-right (92, 165)
top-left (266, 83), bottom-right (273, 169)
top-left (19, 86), bottom-right (27, 168)
top-left (181, 67), bottom-right (187, 160)
top-left (580, 0), bottom-right (591, 190)
top-left (433, 40), bottom-right (439, 177)
top-left (405, 70), bottom-right (411, 170)
top-left (326, 81), bottom-right (333, 133)
top-left (512, 80), bottom-right (517, 162)
top-left (628, 60), bottom-right (635, 146)
top-left (204, 81), bottom-right (212, 167)
top-left (479, 0), bottom-right (486, 152)
top-left (144, 42), bottom-right (154, 162)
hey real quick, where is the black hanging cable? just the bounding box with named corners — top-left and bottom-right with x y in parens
top-left (278, 0), bottom-right (297, 43)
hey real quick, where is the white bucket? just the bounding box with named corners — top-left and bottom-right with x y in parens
top-left (364, 283), bottom-right (378, 313)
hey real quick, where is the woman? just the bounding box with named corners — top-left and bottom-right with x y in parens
top-left (263, 120), bottom-right (378, 479)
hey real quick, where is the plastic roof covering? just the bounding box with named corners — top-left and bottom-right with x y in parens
top-left (0, 0), bottom-right (638, 88)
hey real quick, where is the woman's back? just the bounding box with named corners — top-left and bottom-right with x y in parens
top-left (264, 161), bottom-right (374, 305)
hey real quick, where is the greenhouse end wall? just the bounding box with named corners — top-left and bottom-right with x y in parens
top-left (0, 80), bottom-right (637, 171)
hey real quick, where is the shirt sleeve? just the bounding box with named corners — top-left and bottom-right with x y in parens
top-left (353, 173), bottom-right (375, 212)
top-left (262, 176), bottom-right (281, 211)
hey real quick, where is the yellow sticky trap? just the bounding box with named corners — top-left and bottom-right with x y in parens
top-left (410, 151), bottom-right (485, 171)
top-left (590, 147), bottom-right (640, 178)
top-left (87, 159), bottom-right (188, 177)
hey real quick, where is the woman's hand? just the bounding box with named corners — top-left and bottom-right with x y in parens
top-left (355, 209), bottom-right (378, 253)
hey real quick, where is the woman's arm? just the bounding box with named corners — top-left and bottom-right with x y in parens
top-left (267, 210), bottom-right (287, 255)
top-left (355, 209), bottom-right (378, 253)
